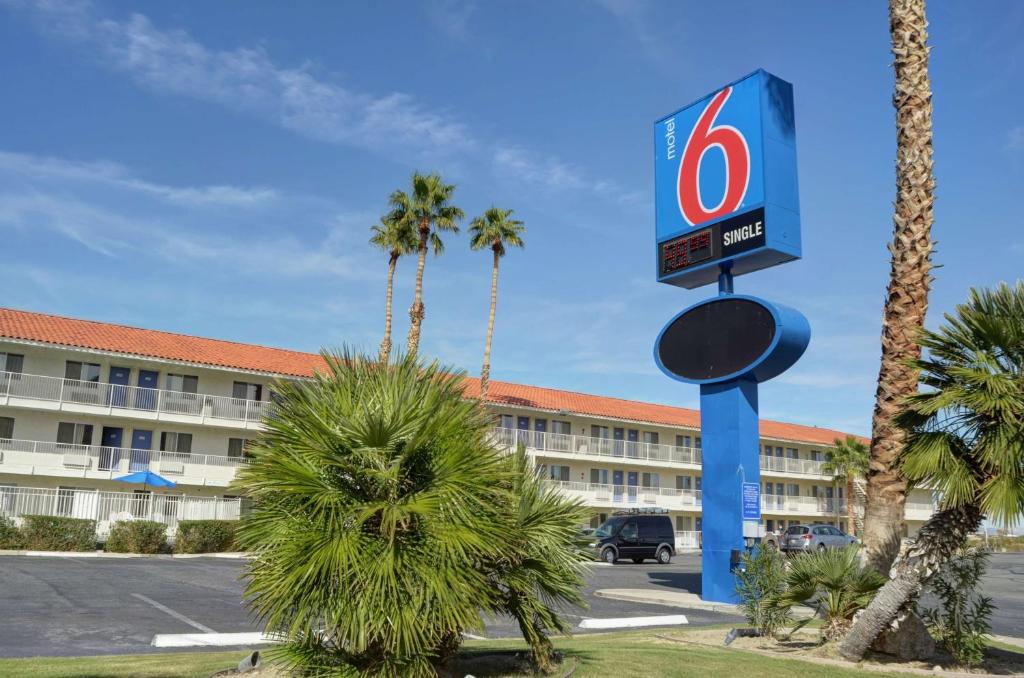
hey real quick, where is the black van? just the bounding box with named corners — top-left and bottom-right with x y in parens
top-left (588, 509), bottom-right (675, 564)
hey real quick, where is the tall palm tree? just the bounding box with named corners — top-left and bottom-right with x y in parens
top-left (469, 207), bottom-right (525, 400)
top-left (840, 282), bottom-right (1024, 660)
top-left (862, 0), bottom-right (937, 574)
top-left (389, 172), bottom-right (464, 357)
top-left (369, 213), bottom-right (416, 364)
top-left (823, 436), bottom-right (870, 536)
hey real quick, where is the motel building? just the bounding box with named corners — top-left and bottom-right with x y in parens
top-left (0, 308), bottom-right (939, 549)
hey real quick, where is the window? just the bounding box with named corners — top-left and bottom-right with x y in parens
top-left (160, 432), bottom-right (193, 454)
top-left (641, 472), bottom-right (660, 488)
top-left (810, 450), bottom-right (823, 461)
top-left (232, 381), bottom-right (263, 401)
top-left (620, 520), bottom-right (638, 540)
top-left (774, 446), bottom-right (784, 457)
top-left (64, 361), bottom-right (101, 383)
top-left (227, 438), bottom-right (252, 458)
top-left (499, 414), bottom-right (513, 429)
top-left (676, 515), bottom-right (692, 531)
top-left (591, 425), bottom-right (609, 439)
top-left (787, 484), bottom-right (800, 496)
top-left (0, 416), bottom-right (13, 440)
top-left (676, 475), bottom-right (692, 490)
top-left (695, 476), bottom-right (702, 491)
top-left (551, 420), bottom-right (571, 435)
top-left (57, 422), bottom-right (93, 446)
top-left (642, 431), bottom-right (659, 445)
top-left (590, 468), bottom-right (609, 485)
top-left (695, 437), bottom-right (702, 449)
top-left (165, 374), bottom-right (198, 393)
top-left (0, 352), bottom-right (24, 374)
top-left (549, 465), bottom-right (571, 481)
top-left (787, 447), bottom-right (799, 459)
top-left (676, 434), bottom-right (692, 448)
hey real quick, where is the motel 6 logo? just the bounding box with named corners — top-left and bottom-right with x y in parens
top-left (655, 75), bottom-right (767, 239)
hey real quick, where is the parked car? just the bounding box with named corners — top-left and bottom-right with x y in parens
top-left (587, 510), bottom-right (675, 564)
top-left (780, 524), bottom-right (856, 553)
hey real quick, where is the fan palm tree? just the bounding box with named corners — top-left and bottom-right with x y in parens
top-left (840, 282), bottom-right (1024, 660)
top-left (469, 207), bottom-right (525, 400)
top-left (862, 0), bottom-right (938, 574)
top-left (779, 546), bottom-right (886, 642)
top-left (389, 172), bottom-right (464, 357)
top-left (369, 213), bottom-right (417, 364)
top-left (823, 436), bottom-right (869, 535)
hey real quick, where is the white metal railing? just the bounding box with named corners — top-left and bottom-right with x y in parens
top-left (543, 479), bottom-right (702, 509)
top-left (759, 454), bottom-right (829, 476)
top-left (675, 530), bottom-right (701, 549)
top-left (493, 427), bottom-right (702, 466)
top-left (0, 370), bottom-right (266, 424)
top-left (0, 438), bottom-right (248, 474)
top-left (761, 494), bottom-right (847, 514)
top-left (905, 501), bottom-right (937, 519)
top-left (0, 486), bottom-right (243, 537)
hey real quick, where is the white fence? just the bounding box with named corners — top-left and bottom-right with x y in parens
top-left (493, 427), bottom-right (702, 466)
top-left (0, 486), bottom-right (243, 538)
top-left (0, 370), bottom-right (267, 423)
top-left (543, 479), bottom-right (702, 510)
top-left (675, 530), bottom-right (701, 549)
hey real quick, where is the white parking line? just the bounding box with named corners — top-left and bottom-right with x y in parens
top-left (152, 632), bottom-right (278, 648)
top-left (578, 614), bottom-right (689, 630)
top-left (131, 593), bottom-right (216, 633)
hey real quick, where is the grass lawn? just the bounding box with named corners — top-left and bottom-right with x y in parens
top-left (0, 630), bottom-right (913, 678)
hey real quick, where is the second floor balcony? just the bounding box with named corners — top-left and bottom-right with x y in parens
top-left (0, 370), bottom-right (267, 429)
top-left (0, 438), bottom-right (246, 487)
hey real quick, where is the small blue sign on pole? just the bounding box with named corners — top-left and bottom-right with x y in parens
top-left (742, 482), bottom-right (761, 521)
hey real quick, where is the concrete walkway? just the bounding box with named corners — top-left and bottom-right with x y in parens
top-left (595, 588), bottom-right (815, 616)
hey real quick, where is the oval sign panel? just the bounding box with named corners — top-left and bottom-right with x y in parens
top-left (654, 295), bottom-right (810, 385)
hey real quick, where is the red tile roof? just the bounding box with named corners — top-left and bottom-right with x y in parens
top-left (0, 307), bottom-right (861, 447)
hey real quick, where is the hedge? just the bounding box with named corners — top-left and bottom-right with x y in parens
top-left (20, 515), bottom-right (96, 551)
top-left (0, 516), bottom-right (23, 549)
top-left (175, 520), bottom-right (236, 553)
top-left (105, 520), bottom-right (168, 554)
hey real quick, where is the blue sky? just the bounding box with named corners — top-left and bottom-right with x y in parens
top-left (1, 0), bottom-right (1021, 435)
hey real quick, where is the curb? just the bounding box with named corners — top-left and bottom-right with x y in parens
top-left (594, 588), bottom-right (815, 617)
top-left (0, 550), bottom-right (249, 559)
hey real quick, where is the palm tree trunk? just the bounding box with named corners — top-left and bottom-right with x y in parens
top-left (379, 253), bottom-right (398, 363)
top-left (406, 223), bottom-right (429, 356)
top-left (863, 0), bottom-right (936, 574)
top-left (847, 476), bottom-right (857, 536)
top-left (479, 248), bottom-right (500, 400)
top-left (839, 503), bottom-right (982, 660)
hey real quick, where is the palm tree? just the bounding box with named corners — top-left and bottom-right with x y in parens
top-left (862, 0), bottom-right (938, 574)
top-left (389, 172), bottom-right (464, 357)
top-left (469, 207), bottom-right (525, 399)
top-left (779, 546), bottom-right (886, 642)
top-left (233, 350), bottom-right (587, 676)
top-left (369, 213), bottom-right (416, 364)
top-left (823, 436), bottom-right (869, 535)
top-left (840, 282), bottom-right (1024, 660)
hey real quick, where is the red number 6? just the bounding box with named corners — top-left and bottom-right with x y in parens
top-left (677, 86), bottom-right (750, 225)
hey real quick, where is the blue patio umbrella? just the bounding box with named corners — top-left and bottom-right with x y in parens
top-left (113, 470), bottom-right (177, 491)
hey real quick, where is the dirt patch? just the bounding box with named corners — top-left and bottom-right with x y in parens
top-left (657, 627), bottom-right (1024, 676)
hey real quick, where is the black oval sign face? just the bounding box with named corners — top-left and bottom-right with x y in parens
top-left (657, 298), bottom-right (776, 381)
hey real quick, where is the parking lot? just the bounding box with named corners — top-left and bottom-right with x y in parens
top-left (0, 552), bottom-right (1020, 658)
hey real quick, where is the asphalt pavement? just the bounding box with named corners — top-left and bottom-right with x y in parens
top-left (0, 552), bottom-right (1020, 658)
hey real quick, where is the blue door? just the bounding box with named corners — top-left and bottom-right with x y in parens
top-left (533, 418), bottom-right (547, 450)
top-left (516, 416), bottom-right (530, 448)
top-left (613, 428), bottom-right (624, 457)
top-left (108, 366), bottom-right (130, 408)
top-left (627, 471), bottom-right (638, 503)
top-left (99, 426), bottom-right (123, 471)
top-left (627, 429), bottom-right (639, 458)
top-left (613, 470), bottom-right (623, 503)
top-left (137, 370), bottom-right (158, 410)
top-left (130, 430), bottom-right (152, 472)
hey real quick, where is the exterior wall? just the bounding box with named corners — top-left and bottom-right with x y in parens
top-left (1, 338), bottom-right (940, 544)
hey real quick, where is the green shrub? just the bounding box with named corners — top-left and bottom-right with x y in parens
top-left (920, 548), bottom-right (993, 667)
top-left (20, 515), bottom-right (95, 551)
top-left (105, 520), bottom-right (168, 554)
top-left (175, 520), bottom-right (236, 553)
top-left (735, 545), bottom-right (791, 638)
top-left (0, 516), bottom-right (23, 549)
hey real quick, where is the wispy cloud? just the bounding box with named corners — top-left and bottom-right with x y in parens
top-left (493, 146), bottom-right (645, 205)
top-left (425, 0), bottom-right (477, 41)
top-left (4, 0), bottom-right (474, 155)
top-left (1008, 127), bottom-right (1024, 152)
top-left (595, 0), bottom-right (677, 66)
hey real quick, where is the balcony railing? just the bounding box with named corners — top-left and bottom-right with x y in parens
top-left (0, 438), bottom-right (248, 479)
top-left (759, 454), bottom-right (828, 476)
top-left (675, 530), bottom-right (701, 549)
top-left (761, 494), bottom-right (847, 514)
top-left (542, 479), bottom-right (702, 510)
top-left (0, 370), bottom-right (266, 424)
top-left (0, 485), bottom-right (243, 538)
top-left (493, 427), bottom-right (702, 466)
